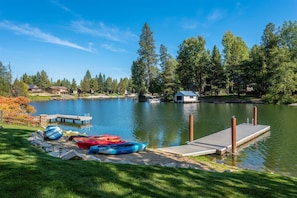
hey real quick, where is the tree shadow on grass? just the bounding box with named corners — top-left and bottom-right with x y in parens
top-left (0, 126), bottom-right (297, 197)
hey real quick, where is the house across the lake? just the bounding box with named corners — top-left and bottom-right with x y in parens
top-left (28, 84), bottom-right (42, 93)
top-left (174, 91), bottom-right (199, 103)
top-left (46, 86), bottom-right (68, 95)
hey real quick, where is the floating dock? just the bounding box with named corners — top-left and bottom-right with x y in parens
top-left (46, 114), bottom-right (92, 124)
top-left (158, 123), bottom-right (270, 156)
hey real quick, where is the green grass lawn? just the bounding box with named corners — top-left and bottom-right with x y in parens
top-left (0, 124), bottom-right (296, 198)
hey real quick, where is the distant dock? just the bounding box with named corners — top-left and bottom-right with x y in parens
top-left (158, 123), bottom-right (270, 156)
top-left (46, 114), bottom-right (92, 125)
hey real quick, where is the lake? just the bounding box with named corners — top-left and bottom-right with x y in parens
top-left (31, 98), bottom-right (297, 177)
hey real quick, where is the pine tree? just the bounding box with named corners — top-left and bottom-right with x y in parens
top-left (159, 44), bottom-right (177, 101)
top-left (132, 22), bottom-right (158, 100)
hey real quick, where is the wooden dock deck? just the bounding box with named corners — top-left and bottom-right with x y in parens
top-left (46, 114), bottom-right (92, 124)
top-left (157, 123), bottom-right (270, 156)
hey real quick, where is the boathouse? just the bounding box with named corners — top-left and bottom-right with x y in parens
top-left (174, 91), bottom-right (199, 103)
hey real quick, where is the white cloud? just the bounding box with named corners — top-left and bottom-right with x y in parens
top-left (207, 9), bottom-right (224, 21)
top-left (71, 20), bottom-right (138, 43)
top-left (51, 0), bottom-right (71, 12)
top-left (0, 20), bottom-right (93, 52)
top-left (101, 43), bottom-right (126, 53)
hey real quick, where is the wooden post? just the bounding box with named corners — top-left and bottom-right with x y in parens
top-left (189, 114), bottom-right (194, 142)
top-left (253, 106), bottom-right (257, 125)
top-left (231, 116), bottom-right (237, 155)
top-left (39, 114), bottom-right (48, 128)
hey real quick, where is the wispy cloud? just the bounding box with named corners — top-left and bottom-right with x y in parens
top-left (50, 0), bottom-right (81, 18)
top-left (51, 0), bottom-right (71, 12)
top-left (207, 9), bottom-right (224, 21)
top-left (101, 43), bottom-right (127, 53)
top-left (71, 20), bottom-right (138, 43)
top-left (180, 18), bottom-right (205, 30)
top-left (0, 20), bottom-right (93, 52)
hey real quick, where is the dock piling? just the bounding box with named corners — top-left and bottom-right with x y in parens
top-left (189, 114), bottom-right (194, 142)
top-left (231, 116), bottom-right (237, 155)
top-left (253, 106), bottom-right (257, 125)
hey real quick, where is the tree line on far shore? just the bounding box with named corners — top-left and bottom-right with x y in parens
top-left (131, 21), bottom-right (297, 104)
top-left (0, 64), bottom-right (133, 97)
top-left (1, 20), bottom-right (296, 104)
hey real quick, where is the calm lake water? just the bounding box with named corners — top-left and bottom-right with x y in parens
top-left (31, 98), bottom-right (297, 177)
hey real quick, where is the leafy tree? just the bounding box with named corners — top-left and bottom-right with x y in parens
top-left (222, 31), bottom-right (249, 96)
top-left (263, 46), bottom-right (297, 103)
top-left (90, 78), bottom-right (98, 93)
top-left (0, 96), bottom-right (35, 119)
top-left (12, 79), bottom-right (29, 97)
top-left (118, 78), bottom-right (129, 95)
top-left (279, 20), bottom-right (297, 60)
top-left (176, 36), bottom-right (209, 92)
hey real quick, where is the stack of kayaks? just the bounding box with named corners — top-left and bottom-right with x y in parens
top-left (88, 142), bottom-right (148, 155)
top-left (45, 125), bottom-right (63, 140)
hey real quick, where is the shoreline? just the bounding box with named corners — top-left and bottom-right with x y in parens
top-left (29, 131), bottom-right (240, 173)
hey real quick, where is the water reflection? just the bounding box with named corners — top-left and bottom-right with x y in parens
top-left (31, 99), bottom-right (297, 177)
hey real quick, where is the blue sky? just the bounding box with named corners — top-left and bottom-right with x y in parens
top-left (0, 0), bottom-right (296, 82)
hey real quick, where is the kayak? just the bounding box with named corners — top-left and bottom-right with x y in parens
top-left (88, 142), bottom-right (148, 155)
top-left (76, 139), bottom-right (126, 149)
top-left (45, 126), bottom-right (63, 140)
top-left (70, 134), bottom-right (120, 142)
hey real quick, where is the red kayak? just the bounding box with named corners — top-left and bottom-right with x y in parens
top-left (70, 134), bottom-right (120, 142)
top-left (77, 139), bottom-right (126, 149)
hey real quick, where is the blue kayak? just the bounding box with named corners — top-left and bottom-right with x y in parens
top-left (88, 142), bottom-right (148, 155)
top-left (45, 126), bottom-right (63, 140)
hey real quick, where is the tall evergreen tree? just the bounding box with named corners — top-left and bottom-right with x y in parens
top-left (207, 45), bottom-right (226, 95)
top-left (131, 58), bottom-right (146, 98)
top-left (70, 78), bottom-right (77, 93)
top-left (80, 70), bottom-right (92, 92)
top-left (159, 44), bottom-right (177, 101)
top-left (132, 22), bottom-right (158, 99)
top-left (97, 73), bottom-right (105, 93)
top-left (0, 61), bottom-right (12, 96)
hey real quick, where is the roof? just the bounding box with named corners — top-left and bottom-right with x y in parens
top-left (176, 91), bottom-right (198, 96)
top-left (28, 84), bottom-right (40, 89)
top-left (47, 86), bottom-right (68, 90)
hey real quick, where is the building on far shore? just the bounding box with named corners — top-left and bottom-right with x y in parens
top-left (46, 86), bottom-right (68, 95)
top-left (28, 84), bottom-right (42, 93)
top-left (174, 91), bottom-right (199, 103)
